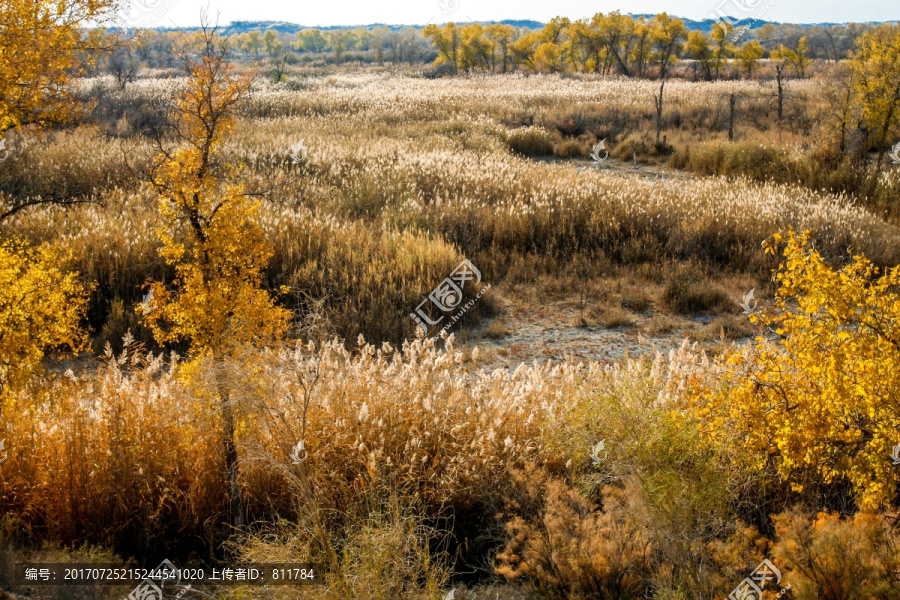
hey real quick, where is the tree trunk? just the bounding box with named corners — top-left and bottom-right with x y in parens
top-left (776, 68), bottom-right (784, 121)
top-left (655, 78), bottom-right (666, 146)
top-left (728, 92), bottom-right (737, 141)
top-left (870, 106), bottom-right (897, 195)
top-left (217, 359), bottom-right (243, 528)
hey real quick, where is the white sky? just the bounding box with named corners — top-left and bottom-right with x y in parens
top-left (134, 0), bottom-right (899, 29)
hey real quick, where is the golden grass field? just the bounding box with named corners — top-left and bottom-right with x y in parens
top-left (2, 63), bottom-right (900, 600)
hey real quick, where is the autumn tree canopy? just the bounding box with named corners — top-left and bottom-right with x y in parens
top-left (0, 241), bottom-right (89, 402)
top-left (692, 231), bottom-right (900, 510)
top-left (850, 24), bottom-right (900, 170)
top-left (141, 32), bottom-right (289, 356)
top-left (0, 0), bottom-right (120, 133)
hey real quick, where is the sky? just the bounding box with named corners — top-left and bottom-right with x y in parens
top-left (126, 0), bottom-right (899, 30)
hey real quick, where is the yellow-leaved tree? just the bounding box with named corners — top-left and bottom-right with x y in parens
top-left (849, 24), bottom-right (900, 174)
top-left (692, 231), bottom-right (900, 510)
top-left (0, 0), bottom-right (107, 409)
top-left (141, 27), bottom-right (289, 526)
top-left (0, 241), bottom-right (89, 406)
top-left (0, 0), bottom-right (118, 133)
top-left (423, 23), bottom-right (460, 74)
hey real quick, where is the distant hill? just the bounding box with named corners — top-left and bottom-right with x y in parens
top-left (631, 15), bottom-right (777, 32)
top-left (210, 19), bottom-right (546, 35)
top-left (157, 16), bottom-right (895, 36)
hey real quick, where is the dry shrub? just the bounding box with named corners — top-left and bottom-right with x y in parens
top-left (237, 335), bottom-right (566, 518)
top-left (553, 116), bottom-right (587, 138)
top-left (676, 139), bottom-right (898, 220)
top-left (505, 127), bottom-right (554, 157)
top-left (0, 330), bottom-right (729, 571)
top-left (682, 141), bottom-right (790, 180)
top-left (6, 83), bottom-right (900, 347)
top-left (585, 304), bottom-right (634, 329)
top-left (3, 196), bottom-right (477, 346)
top-left (496, 467), bottom-right (649, 599)
top-left (229, 497), bottom-right (450, 600)
top-left (688, 315), bottom-right (755, 344)
top-left (771, 508), bottom-right (900, 600)
top-left (268, 215), bottom-right (486, 345)
top-left (661, 266), bottom-right (732, 315)
top-left (620, 290), bottom-right (652, 313)
top-left (531, 346), bottom-right (774, 600)
top-left (0, 128), bottom-right (138, 204)
top-left (554, 139), bottom-right (587, 158)
top-left (703, 522), bottom-right (793, 600)
top-left (482, 318), bottom-right (511, 339)
top-left (644, 315), bottom-right (680, 336)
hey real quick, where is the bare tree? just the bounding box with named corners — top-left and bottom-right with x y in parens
top-left (107, 38), bottom-right (140, 90)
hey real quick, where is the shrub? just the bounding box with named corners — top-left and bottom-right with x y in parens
top-left (496, 470), bottom-right (649, 599)
top-left (505, 126), bottom-right (554, 157)
top-left (620, 290), bottom-right (652, 312)
top-left (0, 128), bottom-right (133, 205)
top-left (553, 115), bottom-right (586, 137)
top-left (531, 347), bottom-right (764, 600)
top-left (553, 138), bottom-right (587, 158)
top-left (231, 496), bottom-right (451, 600)
top-left (771, 508), bottom-right (900, 600)
top-left (691, 231), bottom-right (900, 510)
top-left (661, 267), bottom-right (731, 315)
top-left (0, 240), bottom-right (89, 398)
top-left (0, 335), bottom-right (577, 557)
top-left (689, 314), bottom-right (755, 343)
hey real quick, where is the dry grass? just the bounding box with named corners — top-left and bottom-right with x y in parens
top-left (3, 68), bottom-right (900, 600)
top-left (3, 72), bottom-right (899, 349)
top-left (0, 334), bottom-right (581, 556)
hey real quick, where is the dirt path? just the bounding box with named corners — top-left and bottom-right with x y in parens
top-left (462, 290), bottom-right (742, 371)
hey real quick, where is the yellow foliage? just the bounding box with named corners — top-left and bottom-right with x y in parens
top-left (0, 240), bottom-right (88, 398)
top-left (141, 47), bottom-right (289, 355)
top-left (533, 42), bottom-right (563, 73)
top-left (850, 24), bottom-right (900, 161)
top-left (692, 230), bottom-right (900, 509)
top-left (739, 40), bottom-right (765, 78)
top-left (0, 0), bottom-right (118, 131)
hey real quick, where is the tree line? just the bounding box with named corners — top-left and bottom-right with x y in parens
top-left (423, 14), bottom-right (823, 78)
top-left (113, 14), bottom-right (872, 77)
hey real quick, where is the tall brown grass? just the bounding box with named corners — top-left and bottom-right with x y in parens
top-left (4, 74), bottom-right (899, 346)
top-left (3, 68), bottom-right (900, 600)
